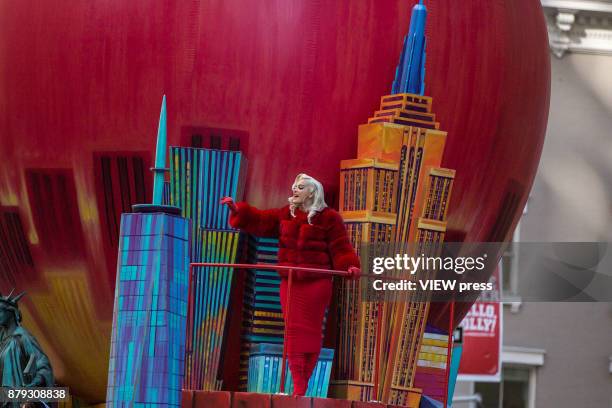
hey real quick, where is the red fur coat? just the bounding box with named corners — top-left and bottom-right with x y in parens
top-left (228, 203), bottom-right (360, 279)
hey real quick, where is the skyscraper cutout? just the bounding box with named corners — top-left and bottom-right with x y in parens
top-left (333, 1), bottom-right (456, 406)
top-left (107, 96), bottom-right (191, 407)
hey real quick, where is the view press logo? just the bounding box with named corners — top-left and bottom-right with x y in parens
top-left (369, 278), bottom-right (493, 293)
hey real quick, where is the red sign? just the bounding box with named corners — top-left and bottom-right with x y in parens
top-left (457, 268), bottom-right (502, 381)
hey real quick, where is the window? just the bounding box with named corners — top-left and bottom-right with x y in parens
top-left (474, 366), bottom-right (535, 408)
top-left (93, 152), bottom-right (151, 288)
top-left (181, 126), bottom-right (249, 154)
top-left (209, 134), bottom-right (222, 149)
top-left (500, 222), bottom-right (520, 298)
top-left (0, 207), bottom-right (37, 285)
top-left (467, 347), bottom-right (543, 408)
top-left (501, 201), bottom-right (529, 306)
top-left (191, 133), bottom-right (203, 148)
top-left (25, 168), bottom-right (87, 258)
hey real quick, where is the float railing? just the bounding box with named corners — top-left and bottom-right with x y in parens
top-left (188, 262), bottom-right (436, 401)
top-left (189, 263), bottom-right (353, 395)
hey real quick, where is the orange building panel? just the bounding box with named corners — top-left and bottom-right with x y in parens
top-left (339, 158), bottom-right (398, 214)
top-left (357, 123), bottom-right (405, 162)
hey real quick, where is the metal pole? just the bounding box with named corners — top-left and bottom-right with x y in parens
top-left (190, 263), bottom-right (351, 277)
top-left (190, 263), bottom-right (406, 282)
top-left (279, 269), bottom-right (293, 394)
top-left (444, 301), bottom-right (455, 408)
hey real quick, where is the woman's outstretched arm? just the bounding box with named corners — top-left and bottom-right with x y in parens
top-left (221, 197), bottom-right (283, 238)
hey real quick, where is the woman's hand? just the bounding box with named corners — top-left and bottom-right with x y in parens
top-left (347, 266), bottom-right (361, 280)
top-left (220, 196), bottom-right (238, 213)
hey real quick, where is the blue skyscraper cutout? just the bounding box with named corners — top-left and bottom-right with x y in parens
top-left (391, 0), bottom-right (427, 95)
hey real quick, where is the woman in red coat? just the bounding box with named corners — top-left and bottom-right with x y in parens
top-left (221, 173), bottom-right (360, 396)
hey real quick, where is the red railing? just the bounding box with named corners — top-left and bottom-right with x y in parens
top-left (189, 262), bottom-right (454, 403)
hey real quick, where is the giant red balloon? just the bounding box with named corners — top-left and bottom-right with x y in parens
top-left (0, 0), bottom-right (549, 401)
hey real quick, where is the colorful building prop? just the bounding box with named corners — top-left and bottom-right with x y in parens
top-left (169, 147), bottom-right (248, 391)
top-left (247, 343), bottom-right (334, 398)
top-left (107, 213), bottom-right (190, 407)
top-left (244, 236), bottom-right (284, 345)
top-left (169, 147), bottom-right (246, 233)
top-left (334, 158), bottom-right (398, 387)
top-left (237, 236), bottom-right (283, 390)
top-left (107, 97), bottom-right (191, 407)
top-left (183, 229), bottom-right (241, 391)
top-left (331, 1), bottom-right (457, 406)
top-left (413, 329), bottom-right (451, 403)
top-left (381, 168), bottom-right (454, 406)
top-left (413, 327), bottom-right (463, 408)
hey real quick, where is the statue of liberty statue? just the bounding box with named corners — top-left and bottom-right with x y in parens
top-left (0, 290), bottom-right (53, 407)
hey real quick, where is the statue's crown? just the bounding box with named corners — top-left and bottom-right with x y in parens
top-left (0, 289), bottom-right (25, 308)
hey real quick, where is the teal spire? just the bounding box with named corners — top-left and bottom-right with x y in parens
top-left (391, 0), bottom-right (427, 95)
top-left (152, 95), bottom-right (167, 205)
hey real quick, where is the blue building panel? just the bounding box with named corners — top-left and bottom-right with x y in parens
top-left (107, 212), bottom-right (190, 407)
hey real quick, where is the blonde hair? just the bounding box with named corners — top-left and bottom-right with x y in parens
top-left (288, 173), bottom-right (328, 224)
